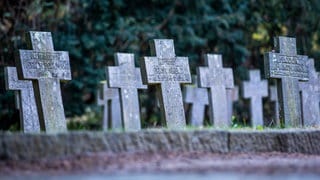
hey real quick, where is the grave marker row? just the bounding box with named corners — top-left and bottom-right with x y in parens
top-left (4, 31), bottom-right (319, 132)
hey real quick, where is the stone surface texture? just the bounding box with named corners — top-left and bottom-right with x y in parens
top-left (106, 53), bottom-right (147, 131)
top-left (16, 31), bottom-right (71, 132)
top-left (183, 75), bottom-right (209, 127)
top-left (4, 67), bottom-right (40, 133)
top-left (141, 39), bottom-right (191, 129)
top-left (264, 36), bottom-right (309, 127)
top-left (197, 54), bottom-right (234, 127)
top-left (0, 129), bottom-right (320, 161)
top-left (97, 81), bottom-right (122, 130)
top-left (242, 70), bottom-right (268, 126)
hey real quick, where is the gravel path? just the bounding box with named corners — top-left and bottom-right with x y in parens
top-left (1, 152), bottom-right (320, 179)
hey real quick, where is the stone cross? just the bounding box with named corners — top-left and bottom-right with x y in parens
top-left (97, 81), bottom-right (122, 130)
top-left (269, 84), bottom-right (280, 126)
top-left (141, 39), bottom-right (191, 129)
top-left (106, 53), bottom-right (147, 131)
top-left (17, 31), bottom-right (71, 132)
top-left (197, 54), bottom-right (234, 127)
top-left (242, 70), bottom-right (268, 126)
top-left (264, 36), bottom-right (309, 127)
top-left (226, 85), bottom-right (239, 122)
top-left (183, 75), bottom-right (209, 127)
top-left (299, 59), bottom-right (320, 126)
top-left (4, 66), bottom-right (40, 133)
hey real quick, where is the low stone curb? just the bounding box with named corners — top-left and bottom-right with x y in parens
top-left (0, 129), bottom-right (319, 160)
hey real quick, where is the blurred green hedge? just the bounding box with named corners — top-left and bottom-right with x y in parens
top-left (1, 0), bottom-right (320, 129)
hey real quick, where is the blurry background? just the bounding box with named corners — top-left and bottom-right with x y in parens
top-left (0, 0), bottom-right (320, 130)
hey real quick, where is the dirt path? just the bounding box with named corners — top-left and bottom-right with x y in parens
top-left (1, 151), bottom-right (320, 177)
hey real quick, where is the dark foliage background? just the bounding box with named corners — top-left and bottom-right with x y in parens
top-left (0, 0), bottom-right (320, 129)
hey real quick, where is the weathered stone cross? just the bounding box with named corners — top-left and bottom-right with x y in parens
top-left (183, 75), bottom-right (209, 127)
top-left (242, 70), bottom-right (268, 126)
top-left (226, 85), bottom-right (239, 122)
top-left (141, 39), bottom-right (191, 129)
top-left (106, 53), bottom-right (147, 131)
top-left (17, 31), bottom-right (71, 132)
top-left (269, 84), bottom-right (280, 126)
top-left (4, 67), bottom-right (40, 133)
top-left (97, 81), bottom-right (122, 130)
top-left (197, 54), bottom-right (234, 127)
top-left (299, 59), bottom-right (320, 126)
top-left (264, 36), bottom-right (309, 127)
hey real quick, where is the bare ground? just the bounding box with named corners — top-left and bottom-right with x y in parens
top-left (0, 151), bottom-right (320, 176)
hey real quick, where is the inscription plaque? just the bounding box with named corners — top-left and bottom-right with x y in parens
top-left (97, 81), bottom-right (122, 130)
top-left (197, 54), bottom-right (234, 127)
top-left (242, 70), bottom-right (268, 126)
top-left (299, 59), bottom-right (320, 126)
top-left (141, 39), bottom-right (191, 129)
top-left (264, 36), bottom-right (308, 127)
top-left (4, 67), bottom-right (40, 133)
top-left (106, 53), bottom-right (147, 131)
top-left (183, 75), bottom-right (209, 127)
top-left (16, 31), bottom-right (71, 132)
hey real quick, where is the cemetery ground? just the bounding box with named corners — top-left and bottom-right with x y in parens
top-left (1, 151), bottom-right (320, 179)
top-left (1, 129), bottom-right (320, 179)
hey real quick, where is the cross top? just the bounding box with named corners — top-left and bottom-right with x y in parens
top-left (206, 54), bottom-right (223, 68)
top-left (199, 54), bottom-right (233, 88)
top-left (28, 31), bottom-right (54, 51)
top-left (249, 70), bottom-right (262, 82)
top-left (115, 53), bottom-right (135, 67)
top-left (142, 39), bottom-right (191, 84)
top-left (18, 31), bottom-right (71, 81)
top-left (265, 36), bottom-right (308, 80)
top-left (153, 39), bottom-right (175, 59)
top-left (109, 53), bottom-right (146, 89)
top-left (243, 70), bottom-right (268, 99)
top-left (275, 36), bottom-right (296, 55)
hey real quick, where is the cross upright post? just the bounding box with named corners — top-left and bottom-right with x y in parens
top-left (226, 85), bottom-right (239, 122)
top-left (299, 59), bottom-right (320, 126)
top-left (269, 84), bottom-right (280, 126)
top-left (97, 81), bottom-right (122, 130)
top-left (197, 54), bottom-right (234, 127)
top-left (242, 70), bottom-right (268, 126)
top-left (106, 53), bottom-right (147, 131)
top-left (183, 75), bottom-right (209, 127)
top-left (264, 36), bottom-right (309, 127)
top-left (4, 67), bottom-right (40, 133)
top-left (141, 39), bottom-right (191, 129)
top-left (17, 31), bottom-right (71, 132)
